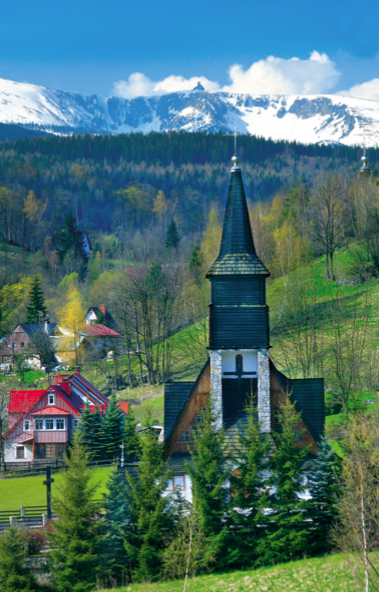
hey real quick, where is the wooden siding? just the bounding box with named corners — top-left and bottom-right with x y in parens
top-left (212, 277), bottom-right (265, 306)
top-left (35, 431), bottom-right (68, 443)
top-left (0, 326), bottom-right (31, 362)
top-left (209, 305), bottom-right (270, 349)
top-left (166, 362), bottom-right (210, 456)
top-left (6, 388), bottom-right (77, 445)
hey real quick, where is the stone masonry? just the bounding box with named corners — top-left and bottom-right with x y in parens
top-left (257, 348), bottom-right (271, 432)
top-left (210, 350), bottom-right (223, 429)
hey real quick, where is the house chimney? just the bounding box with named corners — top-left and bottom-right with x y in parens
top-left (74, 366), bottom-right (80, 375)
top-left (99, 305), bottom-right (106, 316)
top-left (53, 374), bottom-right (62, 386)
top-left (44, 320), bottom-right (50, 334)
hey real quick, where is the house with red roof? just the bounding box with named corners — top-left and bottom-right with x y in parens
top-left (2, 368), bottom-right (127, 463)
top-left (53, 322), bottom-right (121, 365)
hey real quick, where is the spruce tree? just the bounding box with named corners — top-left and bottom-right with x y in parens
top-left (186, 401), bottom-right (231, 570)
top-left (307, 436), bottom-right (340, 554)
top-left (165, 219), bottom-right (180, 249)
top-left (228, 398), bottom-right (270, 569)
top-left (102, 466), bottom-right (129, 582)
top-left (124, 430), bottom-right (172, 582)
top-left (48, 432), bottom-right (105, 592)
top-left (257, 401), bottom-right (310, 564)
top-left (26, 274), bottom-right (47, 324)
top-left (56, 210), bottom-right (88, 280)
top-left (103, 394), bottom-right (124, 460)
top-left (189, 243), bottom-right (202, 270)
top-left (124, 405), bottom-right (141, 460)
top-left (79, 402), bottom-right (105, 461)
top-left (0, 526), bottom-right (36, 592)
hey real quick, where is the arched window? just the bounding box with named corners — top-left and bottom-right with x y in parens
top-left (235, 354), bottom-right (243, 374)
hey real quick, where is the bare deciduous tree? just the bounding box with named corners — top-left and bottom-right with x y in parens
top-left (311, 176), bottom-right (346, 279)
top-left (333, 413), bottom-right (379, 592)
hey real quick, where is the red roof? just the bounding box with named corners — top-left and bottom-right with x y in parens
top-left (82, 324), bottom-right (121, 337)
top-left (8, 390), bottom-right (45, 414)
top-left (117, 401), bottom-right (129, 414)
top-left (31, 406), bottom-right (70, 416)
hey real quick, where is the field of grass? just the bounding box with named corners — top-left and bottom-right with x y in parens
top-left (0, 465), bottom-right (112, 511)
top-left (99, 552), bottom-right (365, 592)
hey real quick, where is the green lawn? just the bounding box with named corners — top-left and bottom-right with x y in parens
top-left (99, 552), bottom-right (365, 592)
top-left (0, 465), bottom-right (112, 511)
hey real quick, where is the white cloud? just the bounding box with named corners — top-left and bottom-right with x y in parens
top-left (112, 52), bottom-right (340, 99)
top-left (223, 51), bottom-right (340, 95)
top-left (113, 73), bottom-right (219, 99)
top-left (338, 78), bottom-right (379, 102)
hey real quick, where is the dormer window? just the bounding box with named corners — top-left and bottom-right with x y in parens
top-left (48, 393), bottom-right (55, 406)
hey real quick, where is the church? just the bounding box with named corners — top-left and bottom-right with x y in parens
top-left (163, 154), bottom-right (325, 499)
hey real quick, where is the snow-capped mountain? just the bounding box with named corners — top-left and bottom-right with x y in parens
top-left (0, 77), bottom-right (378, 146)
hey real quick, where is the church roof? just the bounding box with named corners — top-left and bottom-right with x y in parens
top-left (270, 361), bottom-right (325, 442)
top-left (207, 159), bottom-right (269, 277)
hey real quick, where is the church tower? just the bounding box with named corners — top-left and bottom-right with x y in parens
top-left (163, 152), bottom-right (325, 492)
top-left (207, 155), bottom-right (271, 431)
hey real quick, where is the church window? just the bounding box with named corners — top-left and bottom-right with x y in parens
top-left (164, 476), bottom-right (185, 491)
top-left (191, 415), bottom-right (203, 437)
top-left (236, 355), bottom-right (243, 373)
top-left (179, 429), bottom-right (190, 442)
top-left (174, 476), bottom-right (184, 490)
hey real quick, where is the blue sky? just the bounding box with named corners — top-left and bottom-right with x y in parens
top-left (1, 0), bottom-right (379, 99)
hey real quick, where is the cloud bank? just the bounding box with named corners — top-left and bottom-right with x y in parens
top-left (113, 52), bottom-right (379, 102)
top-left (338, 78), bottom-right (379, 102)
top-left (113, 52), bottom-right (340, 99)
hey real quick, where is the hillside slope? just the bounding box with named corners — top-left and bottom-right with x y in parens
top-left (99, 552), bottom-right (367, 592)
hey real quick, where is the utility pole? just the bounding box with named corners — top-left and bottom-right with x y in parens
top-left (120, 440), bottom-right (125, 468)
top-left (43, 465), bottom-right (54, 520)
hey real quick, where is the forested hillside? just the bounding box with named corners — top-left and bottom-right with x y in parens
top-left (0, 131), bottom-right (375, 247)
top-left (0, 130), bottom-right (378, 406)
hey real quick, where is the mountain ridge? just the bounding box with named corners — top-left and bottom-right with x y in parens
top-left (0, 76), bottom-right (377, 146)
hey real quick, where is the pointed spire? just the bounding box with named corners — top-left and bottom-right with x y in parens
top-left (207, 156), bottom-right (269, 277)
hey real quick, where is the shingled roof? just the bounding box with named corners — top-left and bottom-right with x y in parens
top-left (271, 361), bottom-right (325, 442)
top-left (207, 161), bottom-right (269, 277)
top-left (164, 381), bottom-right (195, 443)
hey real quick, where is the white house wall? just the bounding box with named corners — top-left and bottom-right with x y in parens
top-left (3, 440), bottom-right (33, 462)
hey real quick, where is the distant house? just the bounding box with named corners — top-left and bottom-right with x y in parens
top-left (85, 306), bottom-right (118, 331)
top-left (53, 322), bottom-right (121, 364)
top-left (2, 368), bottom-right (127, 463)
top-left (0, 322), bottom-right (57, 367)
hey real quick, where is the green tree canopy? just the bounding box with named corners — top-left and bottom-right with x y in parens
top-left (165, 219), bottom-right (180, 249)
top-left (26, 274), bottom-right (47, 324)
top-left (56, 210), bottom-right (88, 280)
top-left (48, 433), bottom-right (104, 592)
